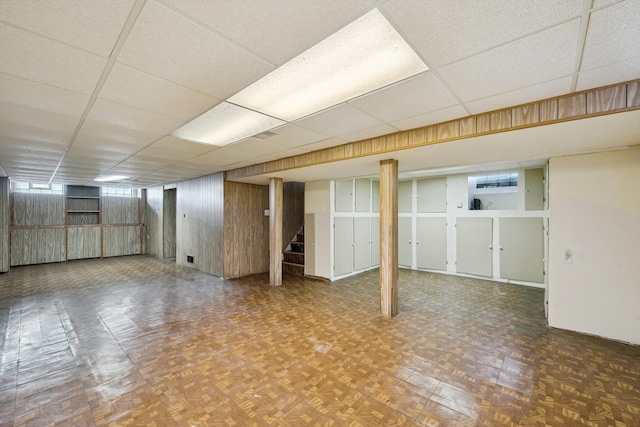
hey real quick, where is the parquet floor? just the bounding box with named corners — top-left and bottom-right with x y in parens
top-left (0, 256), bottom-right (638, 426)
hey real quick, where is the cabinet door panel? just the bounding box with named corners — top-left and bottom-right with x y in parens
top-left (525, 168), bottom-right (545, 211)
top-left (372, 180), bottom-right (380, 213)
top-left (416, 217), bottom-right (447, 271)
top-left (371, 216), bottom-right (380, 267)
top-left (456, 217), bottom-right (492, 277)
top-left (417, 178), bottom-right (447, 213)
top-left (354, 217), bottom-right (370, 271)
top-left (398, 181), bottom-right (412, 213)
top-left (500, 217), bottom-right (544, 283)
top-left (398, 217), bottom-right (412, 267)
top-left (355, 179), bottom-right (370, 212)
top-left (334, 217), bottom-right (354, 276)
top-left (335, 180), bottom-right (353, 212)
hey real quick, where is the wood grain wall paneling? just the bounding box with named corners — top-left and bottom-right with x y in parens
top-left (512, 104), bottom-right (539, 127)
top-left (628, 81), bottom-right (640, 107)
top-left (558, 94), bottom-right (586, 119)
top-left (225, 81), bottom-right (639, 182)
top-left (102, 197), bottom-right (139, 224)
top-left (163, 189), bottom-right (176, 259)
top-left (490, 110), bottom-right (512, 131)
top-left (379, 159), bottom-right (398, 318)
top-left (223, 181), bottom-right (269, 279)
top-left (103, 225), bottom-right (141, 257)
top-left (538, 99), bottom-right (558, 122)
top-left (12, 194), bottom-right (64, 226)
top-left (145, 186), bottom-right (163, 258)
top-left (282, 182), bottom-right (305, 250)
top-left (587, 86), bottom-right (626, 114)
top-left (176, 173), bottom-right (224, 276)
top-left (10, 228), bottom-right (66, 266)
top-left (67, 226), bottom-right (101, 260)
top-left (0, 177), bottom-right (8, 272)
top-left (269, 178), bottom-right (284, 285)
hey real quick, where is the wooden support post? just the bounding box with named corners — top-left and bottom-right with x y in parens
top-left (269, 177), bottom-right (283, 286)
top-left (379, 159), bottom-right (398, 318)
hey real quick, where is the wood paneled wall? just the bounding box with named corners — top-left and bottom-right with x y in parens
top-left (163, 189), bottom-right (177, 259)
top-left (176, 173), bottom-right (224, 277)
top-left (103, 226), bottom-right (141, 257)
top-left (10, 228), bottom-right (66, 266)
top-left (226, 80), bottom-right (640, 181)
top-left (102, 196), bottom-right (139, 224)
top-left (282, 182), bottom-right (304, 250)
top-left (145, 186), bottom-right (163, 258)
top-left (67, 226), bottom-right (101, 260)
top-left (0, 178), bottom-right (8, 272)
top-left (223, 181), bottom-right (269, 279)
top-left (12, 193), bottom-right (64, 226)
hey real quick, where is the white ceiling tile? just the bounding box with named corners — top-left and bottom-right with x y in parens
top-left (100, 64), bottom-right (220, 121)
top-left (162, 0), bottom-right (375, 65)
top-left (0, 24), bottom-right (107, 94)
top-left (135, 146), bottom-right (198, 162)
top-left (581, 0), bottom-right (640, 70)
top-left (391, 105), bottom-right (468, 131)
top-left (178, 151), bottom-right (238, 168)
top-left (0, 0), bottom-right (134, 57)
top-left (150, 136), bottom-right (216, 156)
top-left (264, 124), bottom-right (330, 147)
top-left (465, 77), bottom-right (572, 114)
top-left (86, 99), bottom-right (183, 135)
top-left (340, 124), bottom-right (399, 143)
top-left (0, 73), bottom-right (90, 116)
top-left (295, 104), bottom-right (384, 137)
top-left (0, 102), bottom-right (78, 137)
top-left (349, 73), bottom-right (458, 122)
top-left (227, 138), bottom-right (290, 156)
top-left (298, 138), bottom-right (348, 152)
top-left (201, 147), bottom-right (252, 163)
top-left (576, 57), bottom-right (640, 91)
top-left (439, 19), bottom-right (580, 102)
top-left (383, 0), bottom-right (582, 67)
top-left (118, 1), bottom-right (274, 98)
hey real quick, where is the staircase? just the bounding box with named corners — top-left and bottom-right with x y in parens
top-left (282, 227), bottom-right (304, 276)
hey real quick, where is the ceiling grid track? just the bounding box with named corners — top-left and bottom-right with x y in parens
top-left (570, 0), bottom-right (595, 93)
top-left (48, 0), bottom-right (147, 184)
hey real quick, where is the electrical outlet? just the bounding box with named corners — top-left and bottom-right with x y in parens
top-left (562, 249), bottom-right (572, 264)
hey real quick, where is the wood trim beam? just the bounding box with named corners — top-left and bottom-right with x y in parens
top-left (226, 80), bottom-right (640, 181)
top-left (379, 159), bottom-right (398, 318)
top-left (269, 177), bottom-right (283, 286)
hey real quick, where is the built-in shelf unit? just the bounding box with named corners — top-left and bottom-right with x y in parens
top-left (66, 185), bottom-right (101, 225)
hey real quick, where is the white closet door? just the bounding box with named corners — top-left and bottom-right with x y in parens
top-left (355, 179), bottom-right (370, 212)
top-left (398, 217), bottom-right (412, 267)
top-left (398, 181), bottom-right (412, 213)
top-left (417, 178), bottom-right (447, 213)
top-left (354, 217), bottom-right (371, 271)
top-left (524, 168), bottom-right (545, 211)
top-left (372, 180), bottom-right (380, 213)
top-left (416, 217), bottom-right (447, 271)
top-left (456, 217), bottom-right (493, 277)
top-left (371, 216), bottom-right (380, 267)
top-left (334, 217), bottom-right (354, 276)
top-left (335, 179), bottom-right (353, 212)
top-left (500, 217), bottom-right (544, 283)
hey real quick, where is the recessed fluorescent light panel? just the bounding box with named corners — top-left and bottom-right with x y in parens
top-left (94, 175), bottom-right (129, 182)
top-left (229, 9), bottom-right (428, 121)
top-left (171, 102), bottom-right (285, 146)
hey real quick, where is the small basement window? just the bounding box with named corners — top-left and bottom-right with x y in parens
top-left (102, 187), bottom-right (138, 197)
top-left (468, 172), bottom-right (518, 210)
top-left (12, 182), bottom-right (64, 194)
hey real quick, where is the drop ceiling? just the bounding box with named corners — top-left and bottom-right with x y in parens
top-left (0, 0), bottom-right (639, 187)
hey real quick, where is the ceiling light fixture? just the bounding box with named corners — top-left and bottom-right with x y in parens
top-left (94, 175), bottom-right (129, 182)
top-left (171, 102), bottom-right (285, 146)
top-left (229, 9), bottom-right (428, 121)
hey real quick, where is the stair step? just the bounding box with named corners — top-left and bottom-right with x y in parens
top-left (282, 261), bottom-right (304, 276)
top-left (284, 251), bottom-right (304, 264)
top-left (290, 242), bottom-right (304, 252)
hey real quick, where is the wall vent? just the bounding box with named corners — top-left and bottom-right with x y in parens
top-left (187, 255), bottom-right (194, 263)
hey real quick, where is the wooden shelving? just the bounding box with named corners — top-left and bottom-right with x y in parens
top-left (66, 185), bottom-right (101, 225)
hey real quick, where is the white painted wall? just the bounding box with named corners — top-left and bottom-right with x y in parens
top-left (305, 180), bottom-right (332, 278)
top-left (548, 147), bottom-right (640, 345)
